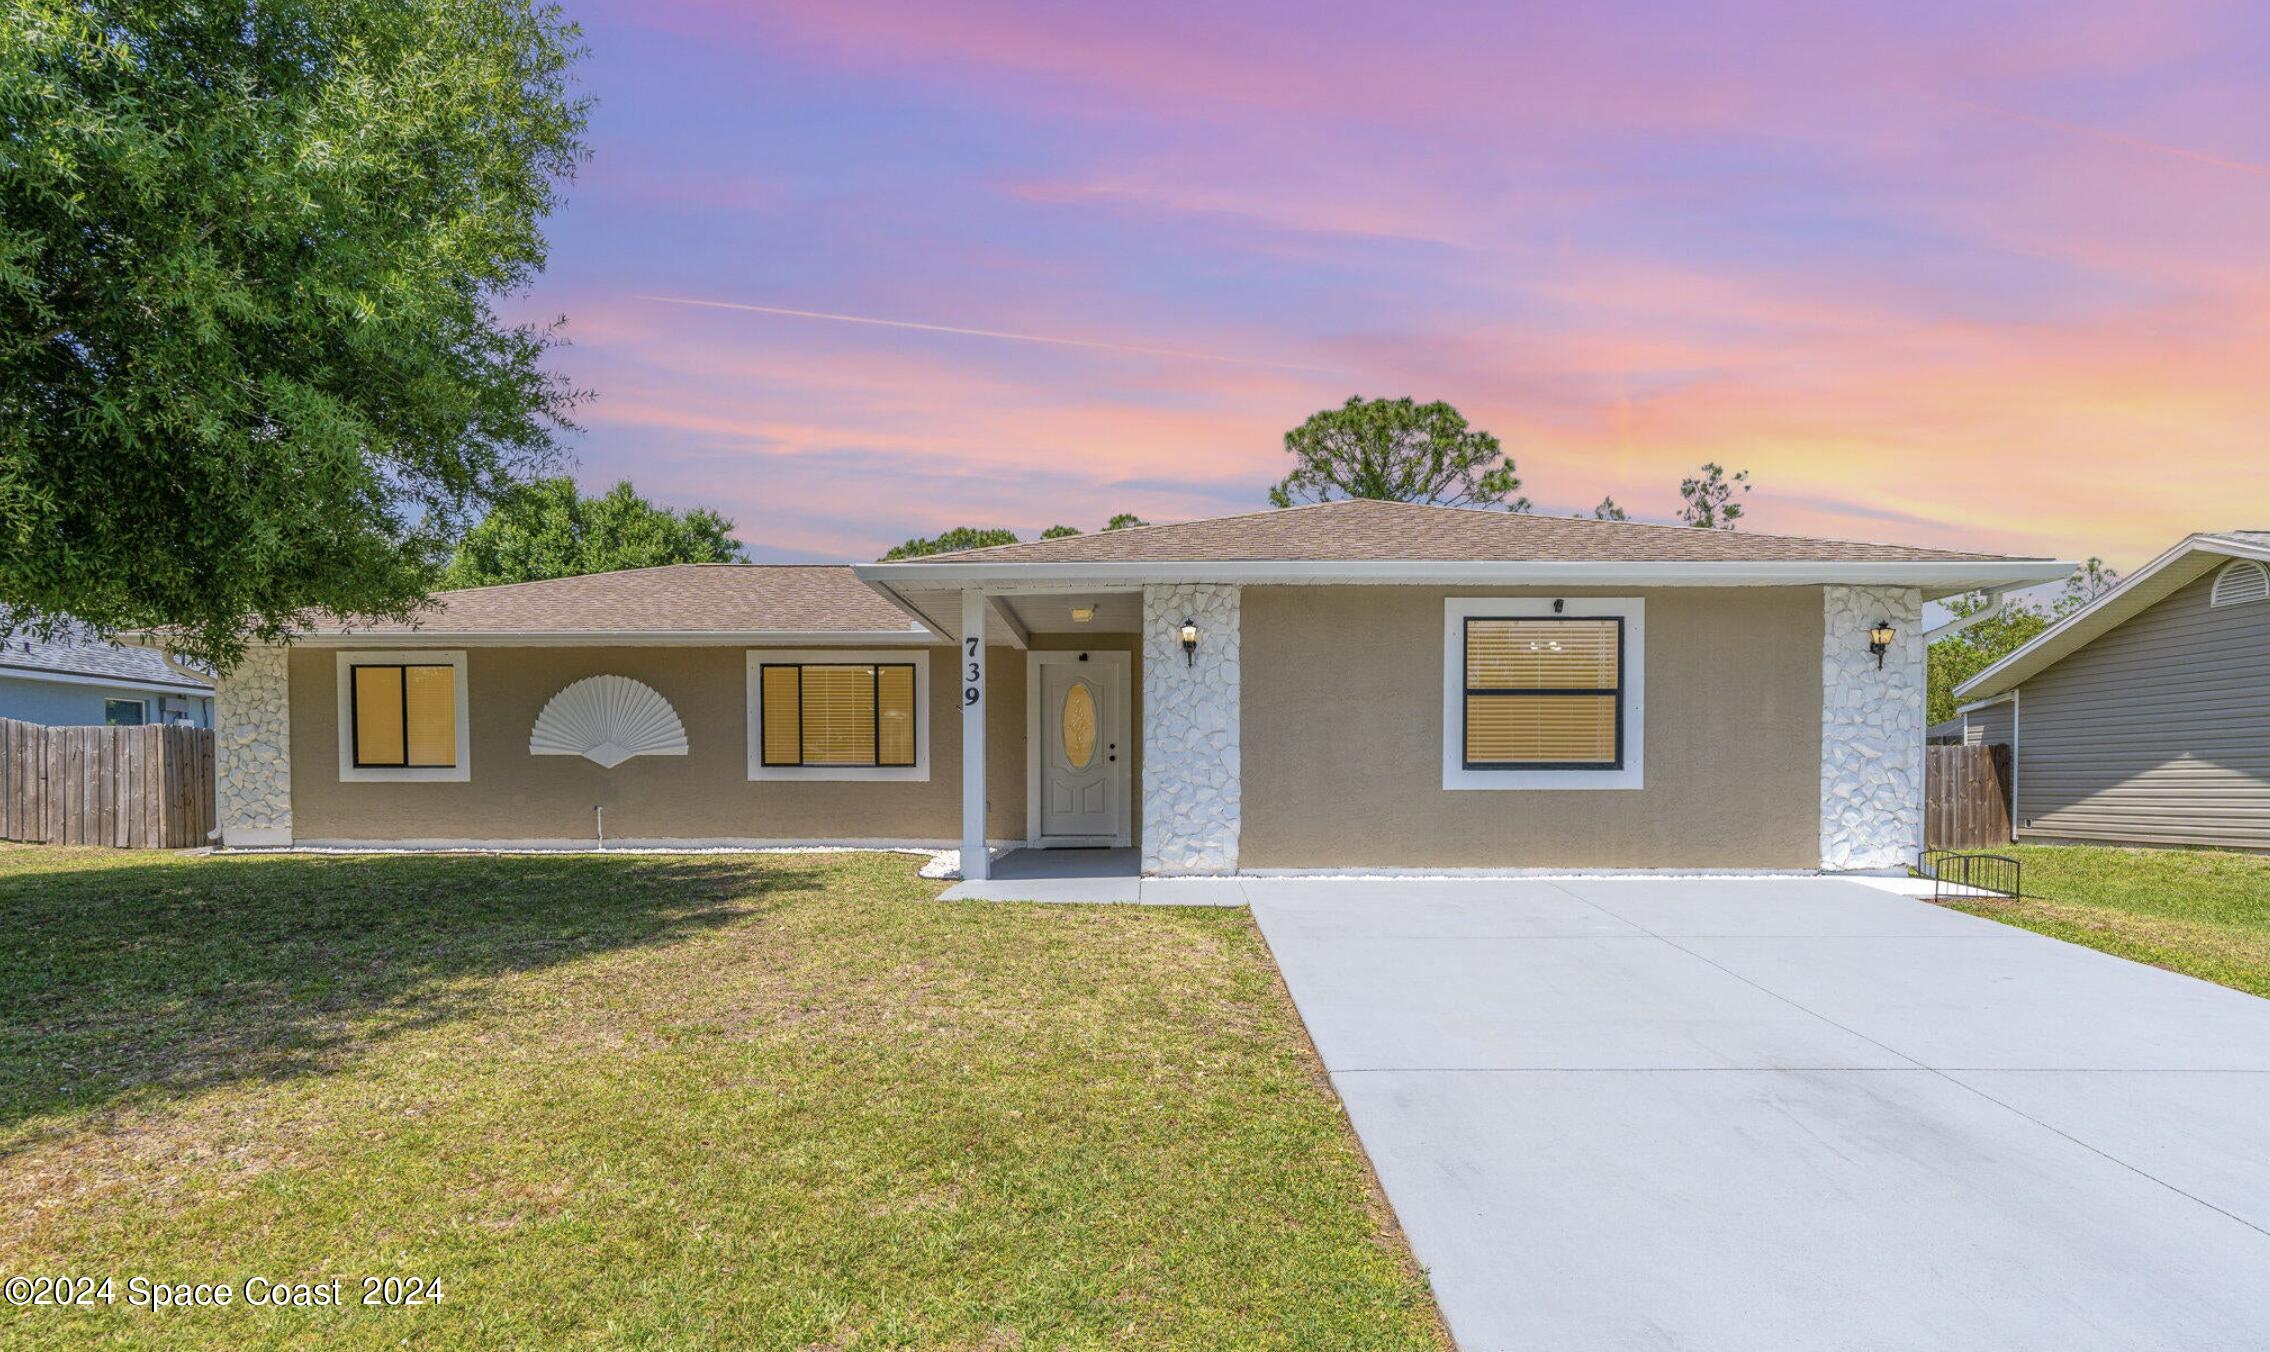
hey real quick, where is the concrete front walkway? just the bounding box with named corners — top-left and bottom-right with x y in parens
top-left (938, 848), bottom-right (1248, 905)
top-left (1252, 876), bottom-right (2270, 1352)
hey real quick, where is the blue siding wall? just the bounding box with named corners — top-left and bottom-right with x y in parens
top-left (0, 676), bottom-right (212, 728)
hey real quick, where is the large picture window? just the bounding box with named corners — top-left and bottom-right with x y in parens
top-left (747, 649), bottom-right (931, 781)
top-left (759, 662), bottom-right (917, 767)
top-left (1441, 598), bottom-right (1643, 790)
top-left (1463, 617), bottom-right (1622, 769)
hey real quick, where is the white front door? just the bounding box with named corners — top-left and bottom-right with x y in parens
top-left (1038, 660), bottom-right (1121, 842)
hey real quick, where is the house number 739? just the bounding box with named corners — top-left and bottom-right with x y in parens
top-left (964, 637), bottom-right (981, 705)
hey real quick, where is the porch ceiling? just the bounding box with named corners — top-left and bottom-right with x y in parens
top-left (877, 583), bottom-right (1145, 645)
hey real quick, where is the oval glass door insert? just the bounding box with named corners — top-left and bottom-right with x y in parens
top-left (1061, 681), bottom-right (1097, 769)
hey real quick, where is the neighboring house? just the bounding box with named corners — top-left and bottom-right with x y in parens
top-left (0, 620), bottom-right (214, 728)
top-left (1955, 531), bottom-right (2270, 852)
top-left (1927, 701), bottom-right (2017, 748)
top-left (169, 500), bottom-right (2063, 874)
top-left (1956, 696), bottom-right (2017, 748)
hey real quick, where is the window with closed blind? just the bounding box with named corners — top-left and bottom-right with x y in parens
top-left (1463, 617), bottom-right (1623, 769)
top-left (759, 662), bottom-right (917, 767)
top-left (1441, 598), bottom-right (1644, 790)
top-left (747, 650), bottom-right (930, 780)
top-left (351, 663), bottom-right (460, 767)
top-left (334, 650), bottom-right (470, 781)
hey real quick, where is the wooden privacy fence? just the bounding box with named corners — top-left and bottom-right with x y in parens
top-left (0, 717), bottom-right (216, 848)
top-left (1925, 743), bottom-right (2012, 851)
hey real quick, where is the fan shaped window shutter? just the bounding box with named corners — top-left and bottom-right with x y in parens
top-left (528, 675), bottom-right (689, 768)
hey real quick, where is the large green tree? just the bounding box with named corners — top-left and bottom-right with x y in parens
top-left (1269, 397), bottom-right (1527, 510)
top-left (1, 0), bottom-right (589, 665)
top-left (440, 478), bottom-right (741, 588)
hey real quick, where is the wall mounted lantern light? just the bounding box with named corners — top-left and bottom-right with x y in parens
top-left (1868, 619), bottom-right (1896, 669)
top-left (1179, 618), bottom-right (1200, 667)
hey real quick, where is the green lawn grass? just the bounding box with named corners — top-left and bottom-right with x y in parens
top-left (0, 846), bottom-right (1443, 1349)
top-left (1941, 844), bottom-right (2270, 998)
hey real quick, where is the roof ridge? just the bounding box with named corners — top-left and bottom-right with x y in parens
top-left (891, 497), bottom-right (2051, 564)
top-left (1327, 497), bottom-right (2059, 558)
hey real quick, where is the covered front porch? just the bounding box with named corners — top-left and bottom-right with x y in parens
top-left (847, 576), bottom-right (1243, 882)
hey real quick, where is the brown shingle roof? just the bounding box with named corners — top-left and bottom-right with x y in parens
top-left (897, 499), bottom-right (2038, 566)
top-left (328, 565), bottom-right (917, 636)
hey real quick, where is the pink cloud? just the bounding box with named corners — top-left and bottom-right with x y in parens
top-left (528, 1), bottom-right (2270, 569)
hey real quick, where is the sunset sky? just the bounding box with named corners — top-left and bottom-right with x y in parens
top-left (518, 0), bottom-right (2270, 569)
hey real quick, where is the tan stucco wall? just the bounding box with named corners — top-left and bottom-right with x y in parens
top-left (1238, 586), bottom-right (1822, 868)
top-left (287, 635), bottom-right (1139, 844)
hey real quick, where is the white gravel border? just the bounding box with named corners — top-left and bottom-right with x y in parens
top-left (209, 843), bottom-right (962, 878)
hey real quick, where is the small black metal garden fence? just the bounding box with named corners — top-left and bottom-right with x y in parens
top-left (1918, 849), bottom-right (2022, 903)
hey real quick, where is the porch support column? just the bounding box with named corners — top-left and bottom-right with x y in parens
top-left (960, 589), bottom-right (990, 881)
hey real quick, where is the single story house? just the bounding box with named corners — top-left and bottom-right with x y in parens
top-left (0, 620), bottom-right (214, 728)
top-left (189, 500), bottom-right (2065, 874)
top-left (1954, 530), bottom-right (2270, 852)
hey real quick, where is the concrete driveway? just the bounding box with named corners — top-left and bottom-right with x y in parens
top-left (1249, 877), bottom-right (2270, 1352)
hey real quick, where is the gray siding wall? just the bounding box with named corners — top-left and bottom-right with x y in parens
top-left (2014, 568), bottom-right (2270, 849)
top-left (1963, 700), bottom-right (2015, 747)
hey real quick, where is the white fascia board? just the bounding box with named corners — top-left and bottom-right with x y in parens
top-left (0, 666), bottom-right (213, 695)
top-left (855, 558), bottom-right (2073, 596)
top-left (1954, 692), bottom-right (2015, 714)
top-left (283, 628), bottom-right (937, 648)
top-left (1954, 534), bottom-right (2268, 701)
top-left (858, 580), bottom-right (955, 642)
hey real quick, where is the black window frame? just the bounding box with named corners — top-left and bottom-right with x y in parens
top-left (348, 662), bottom-right (458, 769)
top-left (1461, 616), bottom-right (1625, 772)
top-left (759, 662), bottom-right (919, 768)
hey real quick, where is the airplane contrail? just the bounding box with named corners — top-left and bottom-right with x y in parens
top-left (634, 294), bottom-right (1342, 373)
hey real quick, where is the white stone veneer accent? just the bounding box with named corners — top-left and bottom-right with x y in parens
top-left (1142, 583), bottom-right (1241, 874)
top-left (216, 645), bottom-right (292, 846)
top-left (1820, 585), bottom-right (1924, 870)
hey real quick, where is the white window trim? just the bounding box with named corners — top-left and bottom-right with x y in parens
top-left (334, 649), bottom-right (472, 783)
top-left (1441, 596), bottom-right (1645, 791)
top-left (746, 648), bottom-right (931, 782)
